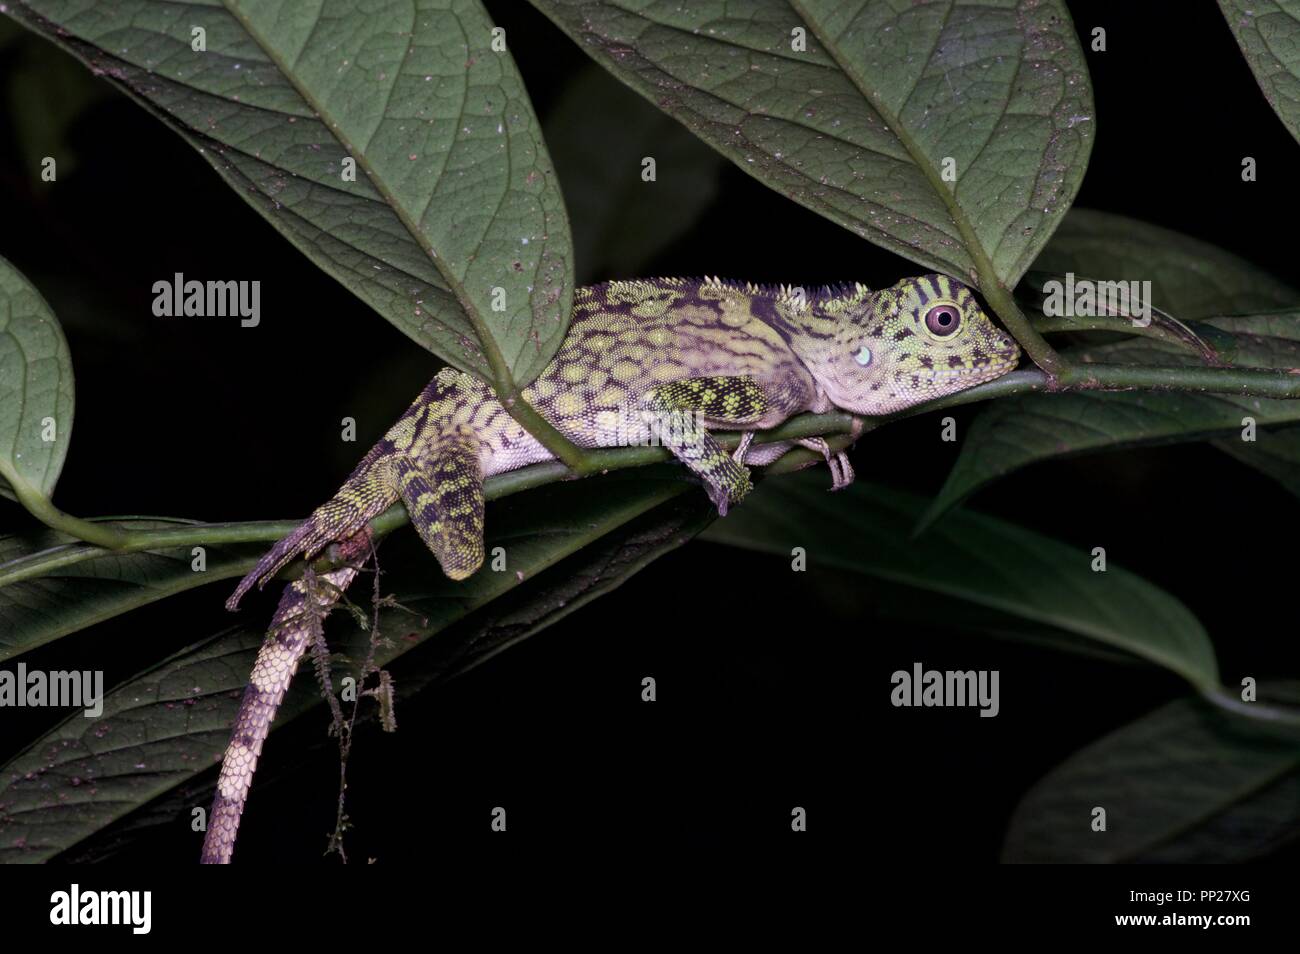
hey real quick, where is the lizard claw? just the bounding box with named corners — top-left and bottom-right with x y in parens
top-left (705, 465), bottom-right (752, 516)
top-left (828, 451), bottom-right (855, 491)
top-left (796, 437), bottom-right (855, 491)
top-left (732, 431), bottom-right (755, 464)
top-left (707, 482), bottom-right (731, 516)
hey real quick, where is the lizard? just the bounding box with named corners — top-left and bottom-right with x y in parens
top-left (199, 273), bottom-right (1020, 863)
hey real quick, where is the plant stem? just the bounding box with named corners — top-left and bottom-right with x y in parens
top-left (981, 278), bottom-right (1063, 376)
top-left (7, 360), bottom-right (1300, 566)
top-left (1053, 362), bottom-right (1300, 395)
top-left (0, 414), bottom-right (857, 585)
top-left (491, 379), bottom-right (595, 474)
top-left (884, 362), bottom-right (1300, 421)
top-left (0, 464), bottom-right (128, 548)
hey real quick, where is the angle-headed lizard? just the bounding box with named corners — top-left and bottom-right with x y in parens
top-left (200, 273), bottom-right (1020, 862)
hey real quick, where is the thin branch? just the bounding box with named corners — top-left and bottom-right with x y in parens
top-left (6, 360), bottom-right (1300, 570)
top-left (493, 384), bottom-right (595, 474)
top-left (0, 413), bottom-right (855, 585)
top-left (880, 362), bottom-right (1300, 423)
top-left (0, 463), bottom-right (128, 549)
top-left (980, 276), bottom-right (1063, 376)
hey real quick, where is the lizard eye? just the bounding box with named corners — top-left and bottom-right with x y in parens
top-left (924, 304), bottom-right (962, 337)
top-left (853, 345), bottom-right (872, 366)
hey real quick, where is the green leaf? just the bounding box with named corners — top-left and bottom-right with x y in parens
top-left (1028, 208), bottom-right (1299, 318)
top-left (704, 473), bottom-right (1219, 691)
top-left (7, 0), bottom-right (573, 383)
top-left (925, 314), bottom-right (1300, 521)
top-left (1003, 688), bottom-right (1300, 863)
top-left (0, 472), bottom-right (711, 861)
top-left (530, 0), bottom-right (1094, 287)
top-left (1220, 0), bottom-right (1300, 145)
top-left (1030, 208), bottom-right (1300, 499)
top-left (0, 520), bottom-right (264, 662)
top-left (544, 64), bottom-right (725, 282)
top-left (0, 254), bottom-right (73, 504)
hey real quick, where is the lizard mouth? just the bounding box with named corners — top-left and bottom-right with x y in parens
top-left (921, 355), bottom-right (1019, 388)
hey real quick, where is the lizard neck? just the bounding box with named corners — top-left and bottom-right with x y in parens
top-left (752, 285), bottom-right (877, 406)
top-left (753, 292), bottom-right (834, 359)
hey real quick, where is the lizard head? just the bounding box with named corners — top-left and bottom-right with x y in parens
top-left (812, 274), bottom-right (1020, 415)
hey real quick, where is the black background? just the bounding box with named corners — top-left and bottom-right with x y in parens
top-left (0, 0), bottom-right (1297, 869)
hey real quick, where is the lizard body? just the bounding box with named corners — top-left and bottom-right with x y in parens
top-left (201, 273), bottom-right (1019, 862)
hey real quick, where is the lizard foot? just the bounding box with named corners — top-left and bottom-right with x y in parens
top-left (797, 437), bottom-right (855, 491)
top-left (704, 464), bottom-right (753, 517)
top-left (828, 451), bottom-right (855, 490)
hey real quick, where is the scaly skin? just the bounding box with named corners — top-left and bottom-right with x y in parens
top-left (200, 564), bottom-right (358, 865)
top-left (201, 274), bottom-right (1019, 862)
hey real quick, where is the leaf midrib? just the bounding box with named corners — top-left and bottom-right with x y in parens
top-left (219, 0), bottom-right (512, 386)
top-left (788, 0), bottom-right (1005, 287)
top-left (718, 485), bottom-right (1216, 688)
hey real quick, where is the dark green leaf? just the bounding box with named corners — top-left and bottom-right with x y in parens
top-left (544, 64), bottom-right (724, 282)
top-left (1214, 428), bottom-right (1300, 499)
top-left (1029, 208), bottom-right (1298, 318)
top-left (530, 0), bottom-right (1094, 287)
top-left (0, 16), bottom-right (113, 180)
top-left (1220, 1), bottom-right (1300, 145)
top-left (1026, 207), bottom-right (1300, 502)
top-left (0, 254), bottom-right (73, 503)
top-left (1003, 687), bottom-right (1300, 863)
top-left (0, 520), bottom-right (263, 662)
top-left (704, 473), bottom-right (1219, 691)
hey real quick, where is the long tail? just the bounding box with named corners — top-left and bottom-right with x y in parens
top-left (204, 369), bottom-right (469, 862)
top-left (200, 564), bottom-right (358, 864)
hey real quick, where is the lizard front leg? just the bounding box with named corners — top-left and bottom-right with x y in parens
top-left (640, 375), bottom-right (777, 515)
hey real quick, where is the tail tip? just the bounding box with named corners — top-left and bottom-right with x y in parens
top-left (225, 574), bottom-right (259, 612)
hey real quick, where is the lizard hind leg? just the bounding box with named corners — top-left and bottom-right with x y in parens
top-left (397, 425), bottom-right (486, 581)
top-left (225, 367), bottom-right (476, 613)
